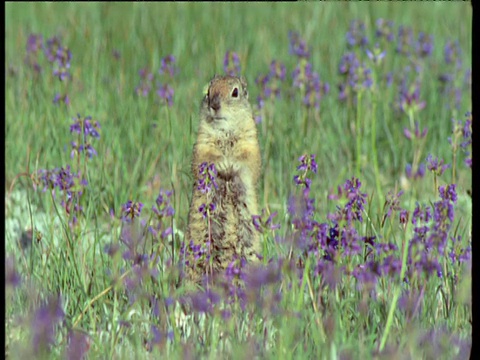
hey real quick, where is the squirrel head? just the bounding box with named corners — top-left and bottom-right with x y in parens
top-left (201, 75), bottom-right (252, 125)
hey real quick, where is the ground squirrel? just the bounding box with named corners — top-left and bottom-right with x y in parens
top-left (185, 74), bottom-right (262, 283)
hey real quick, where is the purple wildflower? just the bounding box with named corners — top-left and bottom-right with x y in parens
top-left (252, 209), bottom-right (281, 233)
top-left (394, 78), bottom-right (426, 115)
top-left (24, 34), bottom-right (43, 73)
top-left (5, 256), bottom-right (21, 288)
top-left (405, 162), bottom-right (426, 180)
top-left (288, 31), bottom-right (310, 58)
top-left (69, 114), bottom-right (101, 159)
top-left (53, 93), bottom-right (70, 106)
top-left (292, 60), bottom-right (330, 110)
top-left (382, 190), bottom-right (405, 222)
top-left (44, 36), bottom-right (62, 62)
top-left (121, 200), bottom-right (144, 222)
top-left (415, 32), bottom-right (434, 58)
top-left (198, 202), bottom-right (216, 219)
top-left (52, 46), bottom-right (72, 81)
top-left (426, 154), bottom-right (450, 176)
top-left (444, 40), bottom-right (463, 69)
top-left (244, 261), bottom-right (282, 291)
top-left (254, 60), bottom-right (286, 120)
top-left (152, 189), bottom-right (175, 218)
top-left (31, 295), bottom-right (65, 353)
top-left (302, 70), bottom-right (330, 109)
top-left (197, 162), bottom-right (219, 194)
top-left (398, 288), bottom-right (424, 319)
top-left (156, 83), bottom-right (174, 106)
top-left (293, 154), bottom-right (318, 191)
top-left (66, 330), bottom-right (90, 360)
top-left (338, 51), bottom-right (372, 100)
top-left (181, 289), bottom-right (221, 314)
top-left (346, 20), bottom-right (369, 48)
top-left (411, 202), bottom-right (433, 226)
top-left (403, 121), bottom-right (428, 140)
top-left (70, 114), bottom-right (101, 138)
top-left (396, 26), bottom-right (414, 56)
top-left (180, 238), bottom-right (212, 271)
top-left (375, 19), bottom-right (395, 42)
top-left (159, 55), bottom-right (176, 77)
top-left (448, 235), bottom-right (471, 265)
top-left (224, 50), bottom-right (241, 76)
top-left (328, 177), bottom-right (367, 224)
top-left (270, 60), bottom-right (286, 81)
top-left (450, 112), bottom-right (472, 168)
top-left (149, 189), bottom-right (175, 239)
top-left (135, 68), bottom-right (154, 97)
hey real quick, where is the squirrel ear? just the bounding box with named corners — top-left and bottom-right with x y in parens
top-left (202, 83), bottom-right (209, 96)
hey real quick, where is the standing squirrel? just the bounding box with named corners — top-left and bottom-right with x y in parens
top-left (185, 75), bottom-right (262, 283)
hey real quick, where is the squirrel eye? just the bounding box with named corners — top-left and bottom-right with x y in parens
top-left (231, 87), bottom-right (238, 98)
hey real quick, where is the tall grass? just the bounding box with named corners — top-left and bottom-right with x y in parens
top-left (5, 3), bottom-right (471, 359)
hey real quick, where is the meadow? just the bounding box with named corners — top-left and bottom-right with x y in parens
top-left (5, 2), bottom-right (472, 359)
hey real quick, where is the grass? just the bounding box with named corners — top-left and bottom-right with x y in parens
top-left (5, 2), bottom-right (472, 359)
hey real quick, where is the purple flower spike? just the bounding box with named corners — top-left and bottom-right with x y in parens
top-left (224, 50), bottom-right (241, 76)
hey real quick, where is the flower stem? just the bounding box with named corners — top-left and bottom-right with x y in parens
top-left (371, 91), bottom-right (383, 208)
top-left (355, 91), bottom-right (363, 178)
top-left (379, 214), bottom-right (410, 351)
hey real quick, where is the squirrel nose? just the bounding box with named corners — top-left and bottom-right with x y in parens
top-left (210, 95), bottom-right (221, 111)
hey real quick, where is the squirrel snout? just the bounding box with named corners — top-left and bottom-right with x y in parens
top-left (209, 95), bottom-right (221, 112)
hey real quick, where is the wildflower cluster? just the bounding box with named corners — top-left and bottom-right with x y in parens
top-left (405, 162), bottom-right (426, 180)
top-left (254, 60), bottom-right (286, 123)
top-left (403, 121), bottom-right (428, 141)
top-left (381, 190), bottom-right (405, 226)
top-left (426, 153), bottom-right (450, 193)
top-left (24, 34), bottom-right (43, 74)
top-left (121, 200), bottom-right (144, 223)
top-left (135, 54), bottom-right (176, 106)
top-left (290, 32), bottom-right (330, 110)
top-left (223, 50), bottom-right (241, 77)
top-left (179, 240), bottom-right (211, 271)
top-left (181, 257), bottom-right (284, 321)
top-left (293, 154), bottom-right (318, 191)
top-left (23, 33), bottom-right (72, 105)
top-left (426, 154), bottom-right (450, 177)
top-left (450, 112), bottom-right (472, 169)
top-left (250, 31), bottom-right (330, 125)
top-left (45, 37), bottom-right (72, 82)
top-left (35, 165), bottom-right (87, 227)
top-left (396, 26), bottom-right (434, 59)
top-left (30, 295), bottom-right (65, 354)
top-left (346, 20), bottom-right (369, 49)
top-left (252, 208), bottom-right (281, 234)
top-left (105, 195), bottom-right (174, 311)
top-left (196, 162), bottom-right (218, 218)
top-left (135, 68), bottom-right (154, 97)
top-left (407, 184), bottom-right (469, 280)
top-left (70, 113), bottom-right (101, 159)
top-left (148, 189), bottom-right (175, 240)
top-left (179, 162), bottom-right (218, 277)
top-left (338, 51), bottom-right (373, 101)
top-left (394, 69), bottom-right (426, 118)
top-left (375, 19), bottom-right (395, 43)
top-left (438, 40), bottom-right (471, 111)
top-left (289, 168), bottom-right (401, 292)
top-left (288, 31), bottom-right (311, 58)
